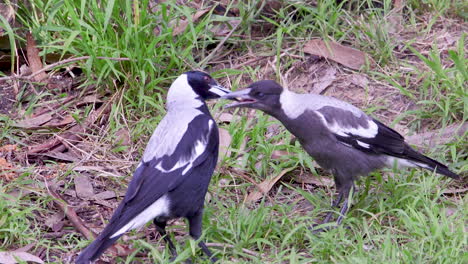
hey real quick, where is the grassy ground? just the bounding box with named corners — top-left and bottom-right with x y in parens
top-left (0, 0), bottom-right (466, 263)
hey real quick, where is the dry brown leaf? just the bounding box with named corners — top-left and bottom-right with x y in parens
top-left (43, 114), bottom-right (75, 128)
top-left (303, 39), bottom-right (370, 70)
top-left (0, 144), bottom-right (17, 152)
top-left (293, 173), bottom-right (334, 187)
top-left (14, 113), bottom-right (53, 128)
top-left (218, 127), bottom-right (232, 160)
top-left (172, 8), bottom-right (211, 36)
top-left (246, 167), bottom-right (295, 202)
top-left (93, 190), bottom-right (117, 200)
top-left (115, 127), bottom-right (132, 146)
top-left (44, 211), bottom-right (65, 232)
top-left (0, 157), bottom-right (16, 181)
top-left (26, 32), bottom-right (48, 82)
top-left (74, 174), bottom-right (94, 199)
top-left (0, 252), bottom-right (44, 264)
top-left (310, 66), bottom-right (337, 94)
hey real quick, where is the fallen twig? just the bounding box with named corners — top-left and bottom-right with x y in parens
top-left (48, 188), bottom-right (96, 240)
top-left (0, 56), bottom-right (131, 82)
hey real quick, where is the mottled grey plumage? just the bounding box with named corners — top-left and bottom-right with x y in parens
top-left (222, 80), bottom-right (460, 228)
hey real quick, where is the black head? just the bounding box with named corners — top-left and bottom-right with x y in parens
top-left (184, 71), bottom-right (230, 100)
top-left (222, 80), bottom-right (284, 114)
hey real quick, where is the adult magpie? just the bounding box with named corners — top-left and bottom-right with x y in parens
top-left (76, 71), bottom-right (229, 263)
top-left (222, 80), bottom-right (460, 228)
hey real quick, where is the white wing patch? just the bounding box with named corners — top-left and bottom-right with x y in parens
top-left (110, 194), bottom-right (170, 238)
top-left (314, 111), bottom-right (378, 138)
top-left (357, 141), bottom-right (370, 148)
top-left (154, 120), bottom-right (213, 175)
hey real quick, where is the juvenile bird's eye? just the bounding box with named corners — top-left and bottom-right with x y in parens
top-left (203, 76), bottom-right (210, 82)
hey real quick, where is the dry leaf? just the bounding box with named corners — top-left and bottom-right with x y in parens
top-left (218, 127), bottom-right (232, 160)
top-left (74, 174), bottom-right (94, 199)
top-left (41, 151), bottom-right (81, 162)
top-left (14, 113), bottom-right (53, 128)
top-left (293, 173), bottom-right (334, 187)
top-left (0, 157), bottom-right (16, 180)
top-left (44, 211), bottom-right (65, 232)
top-left (26, 32), bottom-right (48, 82)
top-left (172, 8), bottom-right (211, 36)
top-left (0, 252), bottom-right (44, 264)
top-left (93, 190), bottom-right (117, 200)
top-left (115, 128), bottom-right (132, 146)
top-left (43, 114), bottom-right (75, 128)
top-left (310, 66), bottom-right (337, 94)
top-left (303, 39), bottom-right (370, 70)
top-left (246, 167), bottom-right (295, 202)
top-left (0, 144), bottom-right (17, 152)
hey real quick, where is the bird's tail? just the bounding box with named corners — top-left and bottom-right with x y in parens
top-left (405, 146), bottom-right (460, 180)
top-left (75, 233), bottom-right (121, 264)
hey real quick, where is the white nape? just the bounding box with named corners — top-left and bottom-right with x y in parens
top-left (110, 194), bottom-right (170, 238)
top-left (166, 73), bottom-right (202, 109)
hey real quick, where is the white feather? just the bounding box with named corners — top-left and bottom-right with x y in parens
top-left (386, 157), bottom-right (430, 169)
top-left (110, 194), bottom-right (170, 238)
top-left (143, 73), bottom-right (207, 163)
top-left (279, 89), bottom-right (366, 120)
top-left (357, 141), bottom-right (370, 148)
top-left (153, 120), bottom-right (213, 175)
top-left (314, 111), bottom-right (378, 138)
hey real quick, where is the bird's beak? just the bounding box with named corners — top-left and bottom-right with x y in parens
top-left (208, 84), bottom-right (231, 98)
top-left (221, 88), bottom-right (256, 108)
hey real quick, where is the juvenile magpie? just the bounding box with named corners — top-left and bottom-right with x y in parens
top-left (222, 80), bottom-right (460, 228)
top-left (76, 71), bottom-right (229, 263)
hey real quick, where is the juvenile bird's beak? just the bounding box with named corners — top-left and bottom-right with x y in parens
top-left (221, 88), bottom-right (256, 108)
top-left (208, 84), bottom-right (231, 97)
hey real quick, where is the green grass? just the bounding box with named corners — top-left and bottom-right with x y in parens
top-left (0, 0), bottom-right (466, 263)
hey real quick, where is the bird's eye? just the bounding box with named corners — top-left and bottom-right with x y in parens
top-left (256, 92), bottom-right (265, 98)
top-left (203, 76), bottom-right (210, 82)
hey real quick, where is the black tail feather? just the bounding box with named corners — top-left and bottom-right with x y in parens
top-left (75, 234), bottom-right (121, 264)
top-left (404, 146), bottom-right (460, 180)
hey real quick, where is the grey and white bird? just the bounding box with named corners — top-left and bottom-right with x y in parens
top-left (222, 80), bottom-right (460, 228)
top-left (76, 71), bottom-right (229, 263)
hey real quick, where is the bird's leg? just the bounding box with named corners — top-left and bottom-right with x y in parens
top-left (153, 220), bottom-right (178, 260)
top-left (321, 192), bottom-right (344, 224)
top-left (188, 211), bottom-right (218, 263)
top-left (335, 185), bottom-right (354, 226)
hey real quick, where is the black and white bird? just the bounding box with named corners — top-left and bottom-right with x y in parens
top-left (76, 71), bottom-right (229, 263)
top-left (222, 80), bottom-right (460, 228)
